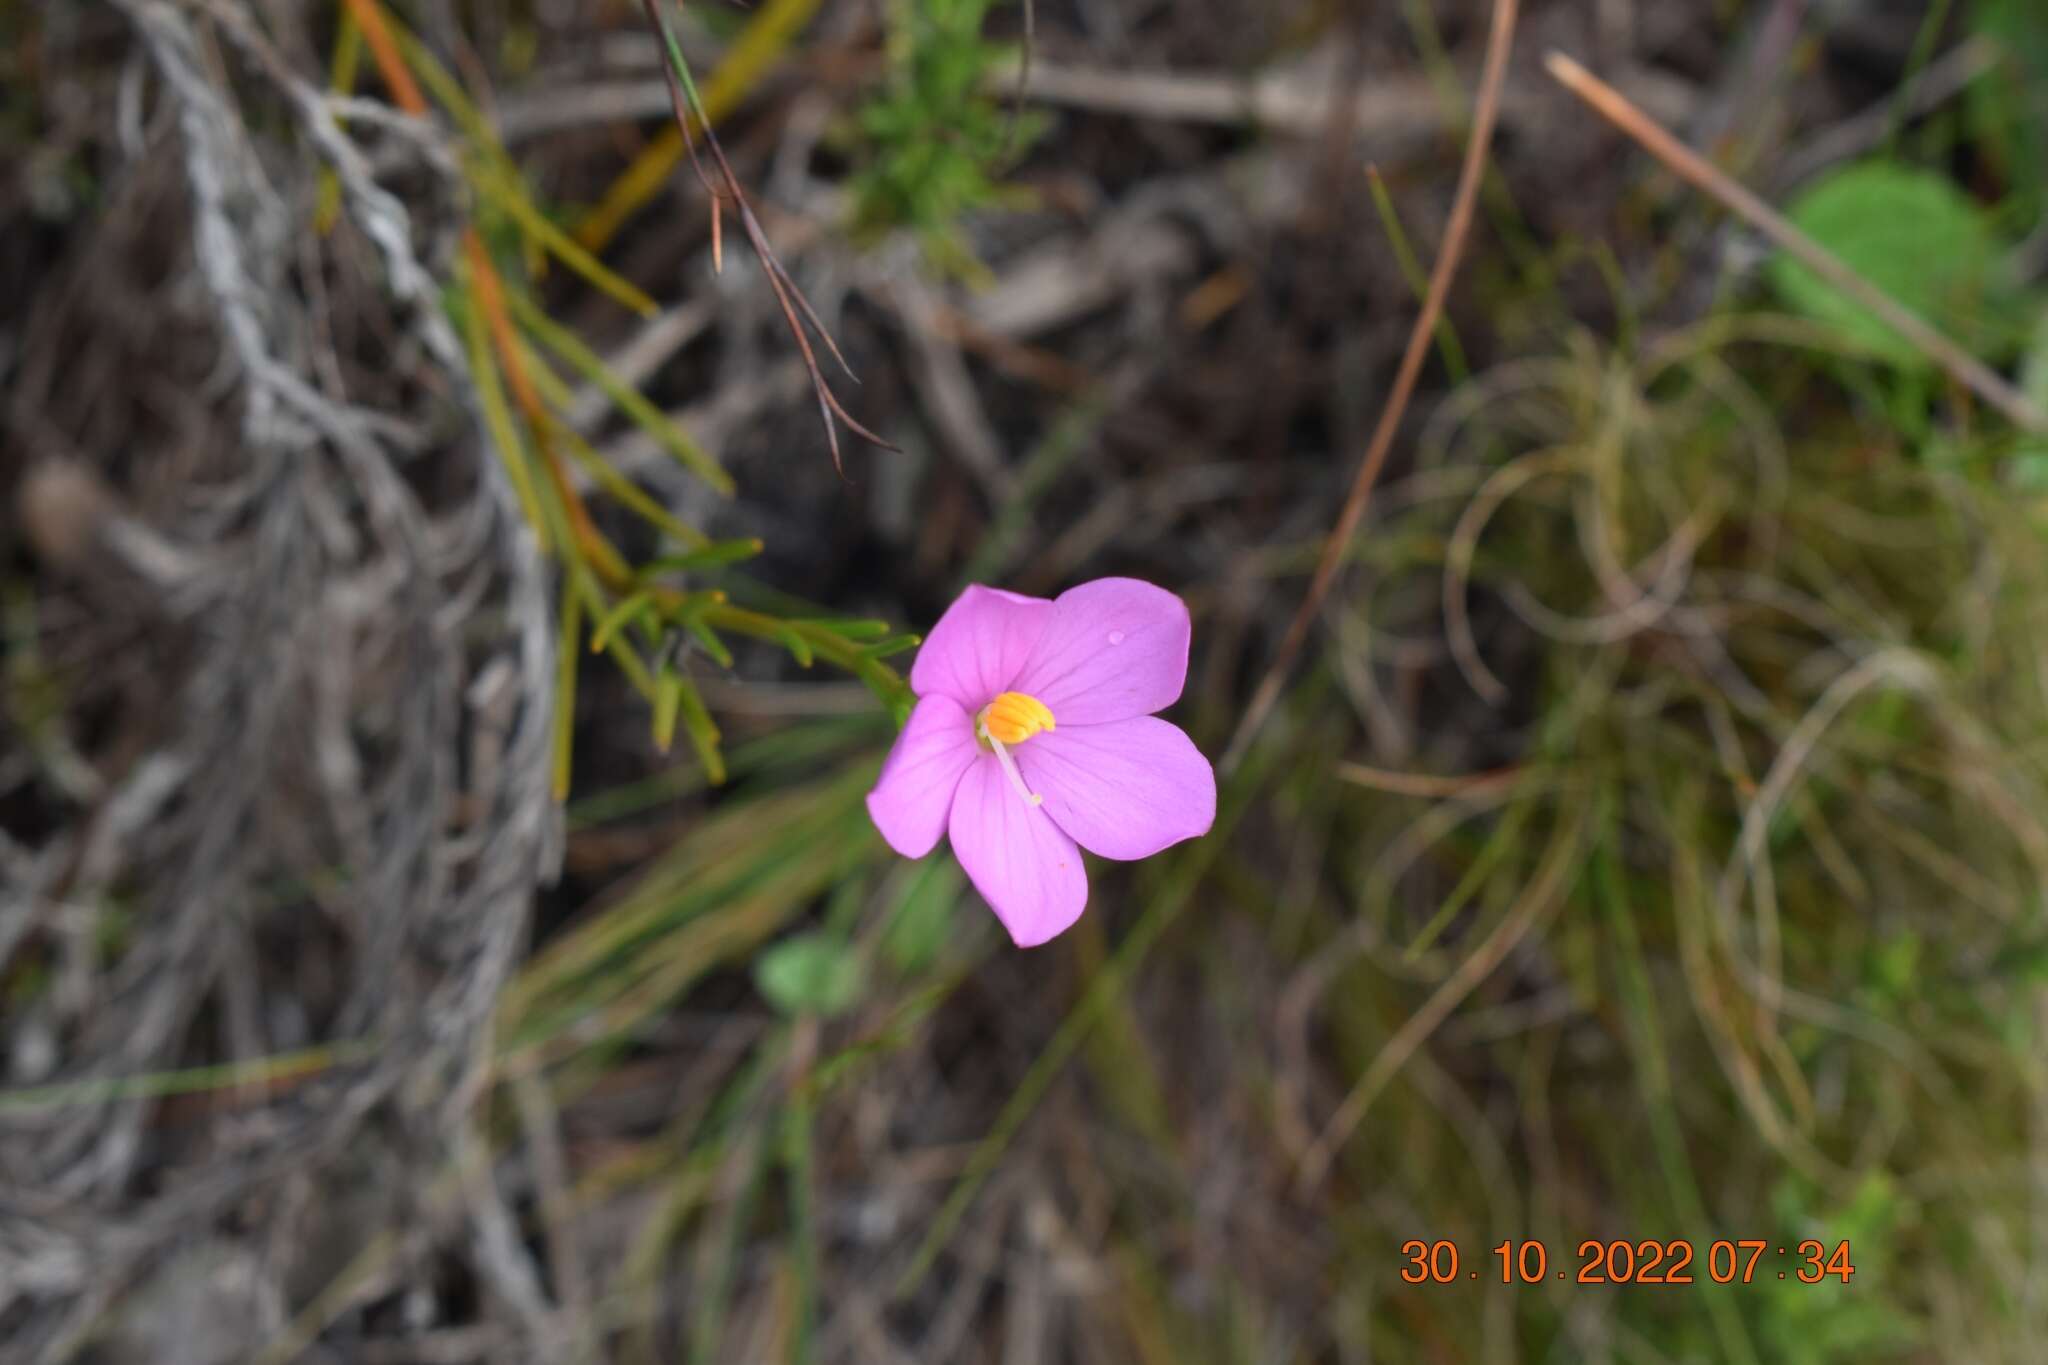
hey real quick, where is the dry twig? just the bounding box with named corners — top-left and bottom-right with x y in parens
top-left (1223, 0), bottom-right (1522, 769)
top-left (1546, 50), bottom-right (2048, 435)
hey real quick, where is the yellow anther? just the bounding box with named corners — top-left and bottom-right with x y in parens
top-left (981, 691), bottom-right (1055, 746)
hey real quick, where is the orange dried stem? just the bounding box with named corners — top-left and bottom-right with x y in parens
top-left (463, 234), bottom-right (631, 587)
top-left (336, 0), bottom-right (426, 114)
top-left (338, 0), bottom-right (631, 587)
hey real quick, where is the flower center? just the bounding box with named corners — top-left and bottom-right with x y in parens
top-left (975, 692), bottom-right (1054, 808)
top-left (980, 691), bottom-right (1055, 745)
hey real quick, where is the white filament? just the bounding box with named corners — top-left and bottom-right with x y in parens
top-left (979, 720), bottom-right (1043, 807)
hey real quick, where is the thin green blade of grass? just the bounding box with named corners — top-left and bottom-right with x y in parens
top-left (1592, 803), bottom-right (1760, 1365)
top-left (615, 1040), bottom-right (787, 1361)
top-left (961, 388), bottom-right (1114, 582)
top-left (379, 9), bottom-right (518, 174)
top-left (1073, 911), bottom-right (1178, 1152)
top-left (1367, 166), bottom-right (1469, 383)
top-left (782, 1085), bottom-right (820, 1365)
top-left (0, 1039), bottom-right (379, 1114)
top-left (511, 838), bottom-right (860, 1063)
top-left (892, 725), bottom-right (1290, 1298)
top-left (504, 771), bottom-right (875, 1033)
top-left (688, 1116), bottom-right (777, 1365)
top-left (803, 966), bottom-right (984, 1101)
top-left (1402, 793), bottom-right (1532, 960)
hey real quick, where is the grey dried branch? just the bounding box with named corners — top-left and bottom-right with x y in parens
top-left (4, 3), bottom-right (561, 1358)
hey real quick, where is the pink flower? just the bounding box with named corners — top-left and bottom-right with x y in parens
top-left (867, 578), bottom-right (1217, 947)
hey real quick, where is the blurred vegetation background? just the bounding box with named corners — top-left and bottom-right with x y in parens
top-left (6, 1), bottom-right (2048, 1362)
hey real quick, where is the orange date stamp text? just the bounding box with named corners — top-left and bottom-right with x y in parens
top-left (1399, 1238), bottom-right (1855, 1286)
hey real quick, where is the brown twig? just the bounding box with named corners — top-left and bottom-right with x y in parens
top-left (1292, 796), bottom-right (1586, 1192)
top-left (1545, 50), bottom-right (2048, 435)
top-left (1222, 0), bottom-right (1521, 771)
top-left (1335, 762), bottom-right (1521, 799)
top-left (639, 0), bottom-right (895, 475)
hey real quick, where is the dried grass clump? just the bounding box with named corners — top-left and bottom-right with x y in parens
top-left (1279, 319), bottom-right (2048, 1360)
top-left (4, 4), bottom-right (555, 1359)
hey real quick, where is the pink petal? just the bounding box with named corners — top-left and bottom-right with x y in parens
top-left (865, 695), bottom-right (980, 857)
top-left (1017, 717), bottom-right (1215, 860)
top-left (1010, 578), bottom-right (1190, 725)
top-left (948, 756), bottom-right (1088, 947)
top-left (909, 584), bottom-right (1052, 712)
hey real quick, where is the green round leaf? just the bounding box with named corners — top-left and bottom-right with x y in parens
top-left (756, 932), bottom-right (864, 1017)
top-left (1770, 161), bottom-right (2016, 367)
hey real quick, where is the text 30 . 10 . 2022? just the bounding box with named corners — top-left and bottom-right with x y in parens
top-left (1399, 1238), bottom-right (1855, 1285)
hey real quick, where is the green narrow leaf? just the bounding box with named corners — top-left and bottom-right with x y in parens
top-left (510, 336), bottom-right (709, 548)
top-left (517, 331), bottom-right (576, 409)
top-left (641, 539), bottom-right (768, 577)
top-left (473, 159), bottom-right (659, 316)
top-left (648, 0), bottom-right (713, 123)
top-left (570, 568), bottom-right (658, 700)
top-left (551, 575), bottom-right (584, 800)
top-left (778, 627), bottom-right (815, 668)
top-left (671, 669), bottom-right (726, 784)
top-left (854, 658), bottom-right (914, 727)
top-left (509, 288), bottom-right (733, 495)
top-left (652, 665), bottom-right (684, 754)
top-left (562, 425), bottom-right (706, 549)
top-left (683, 613), bottom-right (736, 669)
top-left (592, 590), bottom-right (656, 653)
top-left (454, 286), bottom-right (550, 550)
top-left (794, 618), bottom-right (893, 639)
top-left (860, 634), bottom-right (921, 660)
